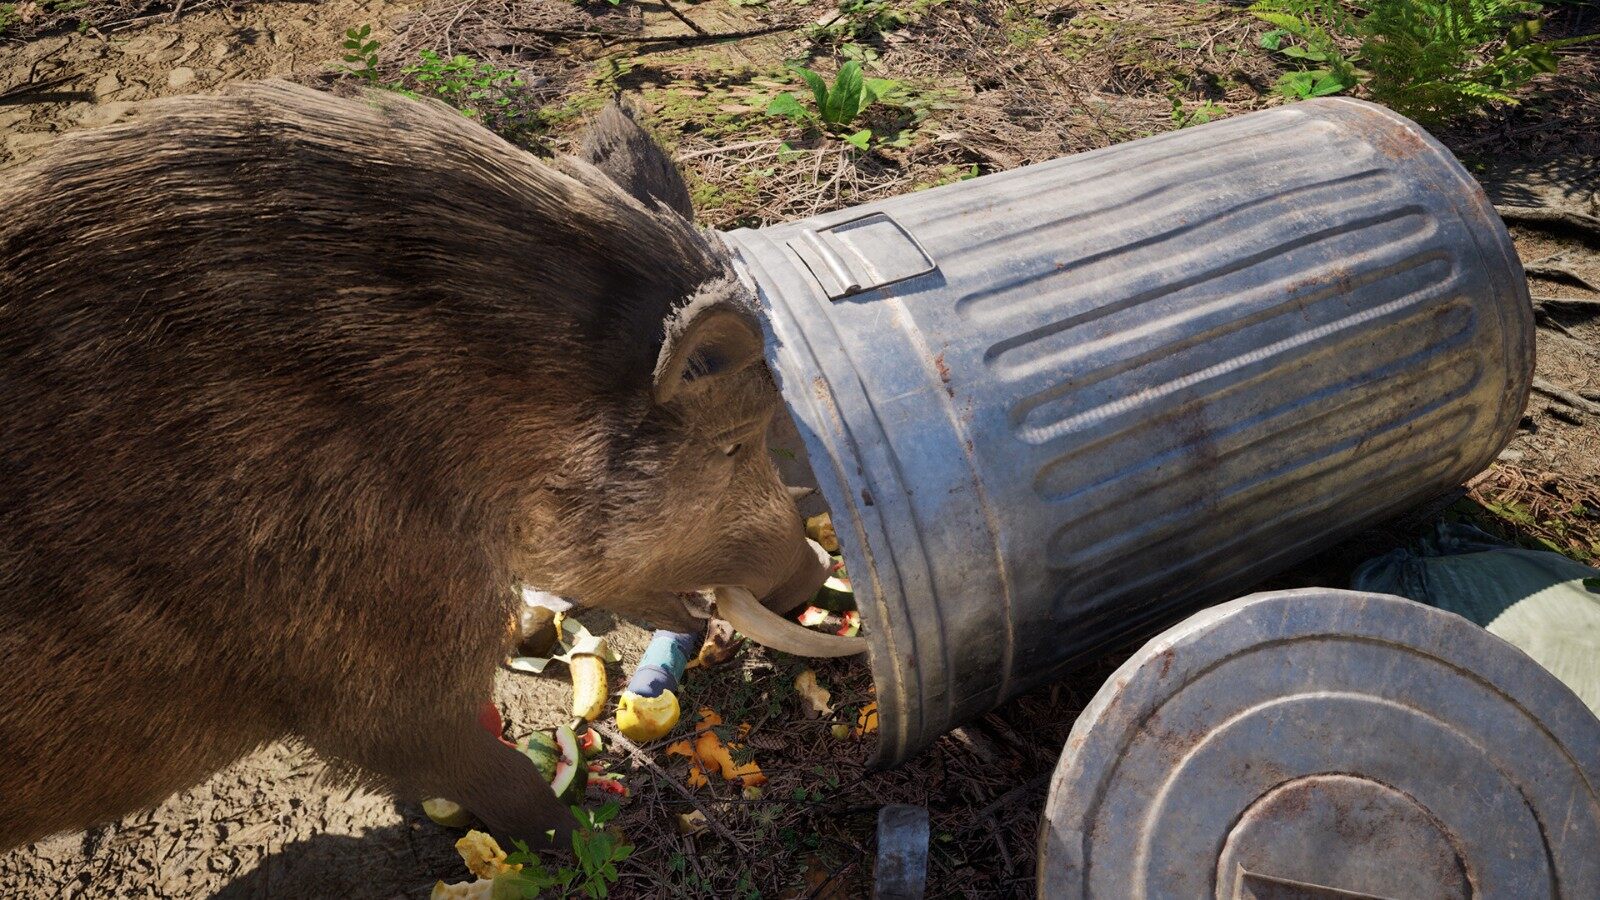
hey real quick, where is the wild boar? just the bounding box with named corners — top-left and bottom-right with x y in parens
top-left (0, 80), bottom-right (856, 853)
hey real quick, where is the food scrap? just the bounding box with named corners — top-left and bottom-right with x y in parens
top-left (457, 830), bottom-right (519, 879)
top-left (797, 606), bottom-right (830, 627)
top-left (692, 618), bottom-right (742, 669)
top-left (666, 708), bottom-right (767, 788)
top-left (569, 652), bottom-right (607, 721)
top-left (806, 512), bottom-right (839, 553)
top-left (794, 669), bottom-right (834, 719)
top-left (422, 797), bottom-right (473, 828)
top-left (856, 702), bottom-right (879, 736)
top-left (429, 831), bottom-right (525, 900)
top-left (617, 690), bottom-right (680, 743)
top-left (505, 611), bottom-right (619, 722)
top-left (676, 810), bottom-right (709, 836)
top-left (521, 724), bottom-right (588, 803)
top-left (836, 610), bottom-right (861, 638)
top-left (616, 629), bottom-right (698, 742)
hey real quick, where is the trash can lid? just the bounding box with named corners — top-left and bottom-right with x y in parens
top-left (1036, 588), bottom-right (1600, 899)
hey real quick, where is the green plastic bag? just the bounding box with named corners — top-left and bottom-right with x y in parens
top-left (1353, 521), bottom-right (1600, 717)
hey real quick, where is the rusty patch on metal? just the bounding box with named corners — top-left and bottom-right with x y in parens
top-left (1371, 124), bottom-right (1428, 161)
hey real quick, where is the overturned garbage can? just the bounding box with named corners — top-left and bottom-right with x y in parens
top-left (1036, 589), bottom-right (1600, 897)
top-left (720, 97), bottom-right (1535, 767)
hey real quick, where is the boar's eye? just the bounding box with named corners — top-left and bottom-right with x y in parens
top-left (722, 443), bottom-right (743, 458)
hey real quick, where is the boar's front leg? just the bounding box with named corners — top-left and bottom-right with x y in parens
top-left (310, 705), bottom-right (576, 851)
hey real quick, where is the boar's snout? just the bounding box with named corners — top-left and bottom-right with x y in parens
top-left (755, 531), bottom-right (829, 616)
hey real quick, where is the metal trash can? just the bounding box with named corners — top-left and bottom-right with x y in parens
top-left (721, 98), bottom-right (1534, 766)
top-left (1035, 588), bottom-right (1600, 898)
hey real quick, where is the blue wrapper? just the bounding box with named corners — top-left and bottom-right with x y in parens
top-left (627, 630), bottom-right (700, 698)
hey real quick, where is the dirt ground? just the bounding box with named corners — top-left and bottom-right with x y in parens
top-left (3, 0), bottom-right (1599, 896)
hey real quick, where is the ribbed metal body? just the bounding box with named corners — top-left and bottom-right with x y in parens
top-left (720, 98), bottom-right (1534, 766)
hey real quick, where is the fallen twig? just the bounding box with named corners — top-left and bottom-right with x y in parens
top-left (594, 722), bottom-right (749, 854)
top-left (1533, 377), bottom-right (1600, 417)
top-left (1497, 204), bottom-right (1600, 236)
top-left (1535, 294), bottom-right (1600, 311)
top-left (506, 21), bottom-right (793, 46)
top-left (656, 0), bottom-right (708, 36)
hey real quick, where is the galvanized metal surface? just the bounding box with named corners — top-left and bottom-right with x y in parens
top-left (1034, 589), bottom-right (1600, 899)
top-left (871, 804), bottom-right (929, 900)
top-left (723, 98), bottom-right (1534, 766)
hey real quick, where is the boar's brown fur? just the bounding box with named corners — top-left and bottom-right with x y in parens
top-left (0, 80), bottom-right (819, 852)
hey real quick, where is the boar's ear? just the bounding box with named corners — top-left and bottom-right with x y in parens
top-left (653, 289), bottom-right (765, 406)
top-left (579, 99), bottom-right (696, 220)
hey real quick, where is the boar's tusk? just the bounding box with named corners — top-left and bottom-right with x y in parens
top-left (713, 586), bottom-right (867, 658)
top-left (786, 485), bottom-right (816, 501)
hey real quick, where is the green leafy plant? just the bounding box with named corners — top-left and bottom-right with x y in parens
top-left (1358, 0), bottom-right (1593, 121)
top-left (499, 803), bottom-right (633, 899)
top-left (1250, 0), bottom-right (1597, 122)
top-left (765, 60), bottom-right (903, 149)
top-left (403, 50), bottom-right (524, 109)
top-left (341, 24), bottom-right (382, 82)
top-left (1170, 96), bottom-right (1228, 127)
top-left (1251, 0), bottom-right (1361, 98)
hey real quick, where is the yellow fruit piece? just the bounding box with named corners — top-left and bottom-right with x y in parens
top-left (794, 669), bottom-right (833, 719)
top-left (430, 876), bottom-right (525, 900)
top-left (423, 797), bottom-right (472, 828)
top-left (854, 702), bottom-right (879, 737)
top-left (454, 830), bottom-right (520, 880)
top-left (806, 513), bottom-right (839, 553)
top-left (430, 879), bottom-right (494, 900)
top-left (569, 653), bottom-right (607, 721)
top-left (617, 689), bottom-right (680, 742)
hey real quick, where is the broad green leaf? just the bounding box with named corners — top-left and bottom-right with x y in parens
top-left (1307, 73), bottom-right (1349, 96)
top-left (794, 66), bottom-right (831, 113)
top-left (843, 128), bottom-right (872, 150)
top-left (765, 93), bottom-right (808, 119)
top-left (829, 61), bottom-right (865, 126)
top-left (1280, 45), bottom-right (1328, 61)
top-left (863, 77), bottom-right (901, 103)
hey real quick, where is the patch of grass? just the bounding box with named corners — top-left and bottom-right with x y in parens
top-left (1003, 6), bottom-right (1052, 48)
top-left (1170, 95), bottom-right (1228, 128)
top-left (808, 0), bottom-right (945, 46)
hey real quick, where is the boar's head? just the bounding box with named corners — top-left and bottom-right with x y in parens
top-left (511, 102), bottom-right (855, 653)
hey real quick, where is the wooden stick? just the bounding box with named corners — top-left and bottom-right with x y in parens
top-left (656, 0), bottom-right (709, 35)
top-left (1533, 377), bottom-right (1600, 416)
top-left (1534, 294), bottom-right (1600, 311)
top-left (593, 722), bottom-right (749, 853)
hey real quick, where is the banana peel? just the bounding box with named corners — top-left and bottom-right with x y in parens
top-left (569, 653), bottom-right (607, 721)
top-left (506, 613), bottom-right (617, 722)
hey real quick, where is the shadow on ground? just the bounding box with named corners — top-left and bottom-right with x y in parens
top-left (212, 800), bottom-right (459, 900)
